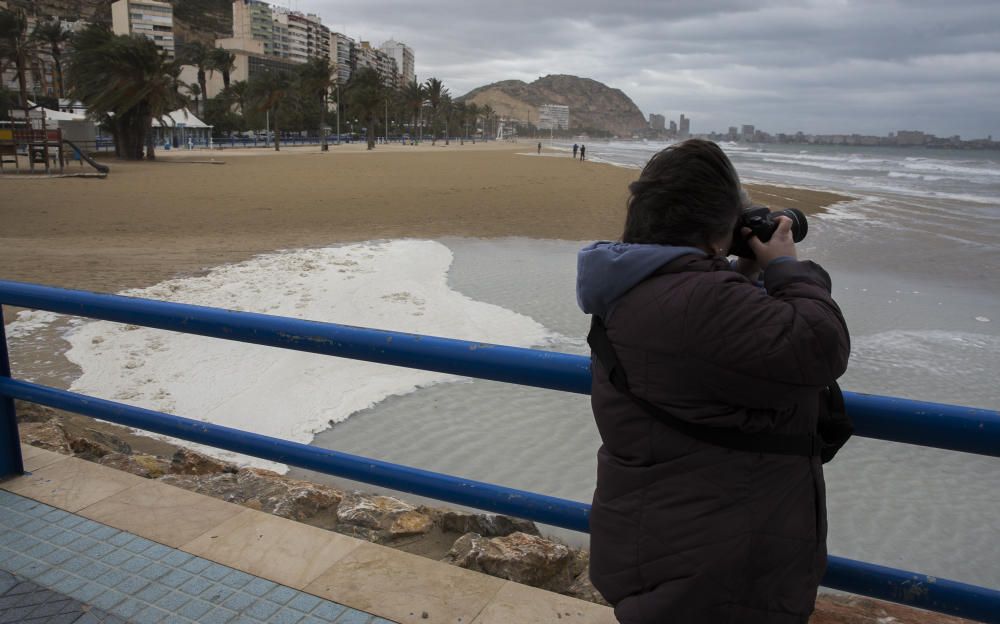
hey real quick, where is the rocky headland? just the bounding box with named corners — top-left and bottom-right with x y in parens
top-left (13, 401), bottom-right (972, 623)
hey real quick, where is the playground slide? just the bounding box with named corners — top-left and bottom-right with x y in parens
top-left (62, 139), bottom-right (110, 174)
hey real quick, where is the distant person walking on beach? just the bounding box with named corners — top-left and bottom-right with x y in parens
top-left (573, 143), bottom-right (579, 159)
top-left (580, 145), bottom-right (586, 161)
top-left (537, 142), bottom-right (542, 154)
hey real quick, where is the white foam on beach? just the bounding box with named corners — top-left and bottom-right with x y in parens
top-left (6, 310), bottom-right (64, 339)
top-left (59, 240), bottom-right (557, 471)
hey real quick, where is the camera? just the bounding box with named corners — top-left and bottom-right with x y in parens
top-left (728, 206), bottom-right (808, 259)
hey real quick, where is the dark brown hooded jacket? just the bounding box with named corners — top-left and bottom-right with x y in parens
top-left (577, 245), bottom-right (850, 624)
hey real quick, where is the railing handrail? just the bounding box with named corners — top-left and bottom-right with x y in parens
top-left (1, 279), bottom-right (998, 622)
top-left (0, 279), bottom-right (997, 457)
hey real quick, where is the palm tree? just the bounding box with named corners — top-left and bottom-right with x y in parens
top-left (440, 93), bottom-right (453, 145)
top-left (248, 69), bottom-right (291, 151)
top-left (31, 18), bottom-right (71, 98)
top-left (346, 67), bottom-right (386, 150)
top-left (298, 57), bottom-right (334, 151)
top-left (225, 80), bottom-right (249, 116)
top-left (401, 80), bottom-right (424, 143)
top-left (66, 24), bottom-right (187, 160)
top-left (423, 77), bottom-right (448, 145)
top-left (0, 8), bottom-right (35, 109)
top-left (481, 104), bottom-right (495, 140)
top-left (188, 83), bottom-right (202, 117)
top-left (465, 102), bottom-right (479, 140)
top-left (180, 41), bottom-right (211, 115)
top-left (208, 47), bottom-right (235, 90)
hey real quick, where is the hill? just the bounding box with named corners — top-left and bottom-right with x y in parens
top-left (460, 74), bottom-right (647, 136)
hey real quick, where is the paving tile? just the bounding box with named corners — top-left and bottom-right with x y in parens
top-left (241, 577), bottom-right (277, 598)
top-left (89, 588), bottom-right (127, 611)
top-left (137, 561), bottom-right (172, 581)
top-left (268, 608), bottom-right (306, 624)
top-left (177, 575), bottom-right (214, 598)
top-left (469, 581), bottom-right (616, 624)
top-left (34, 567), bottom-right (69, 587)
top-left (24, 541), bottom-right (57, 559)
top-left (20, 446), bottom-right (71, 472)
top-left (73, 581), bottom-right (106, 603)
top-left (135, 582), bottom-right (172, 603)
top-left (309, 600), bottom-right (347, 621)
top-left (134, 604), bottom-right (172, 624)
top-left (201, 584), bottom-right (236, 606)
top-left (221, 591), bottom-right (256, 612)
top-left (29, 597), bottom-right (75, 618)
top-left (113, 574), bottom-right (151, 595)
top-left (120, 554), bottom-right (153, 574)
top-left (304, 542), bottom-right (505, 624)
top-left (50, 574), bottom-right (88, 595)
top-left (286, 592), bottom-right (322, 613)
top-left (80, 481), bottom-right (243, 549)
top-left (179, 556), bottom-right (212, 575)
top-left (154, 589), bottom-right (192, 612)
top-left (265, 585), bottom-right (299, 606)
top-left (41, 547), bottom-right (75, 566)
top-left (243, 598), bottom-right (281, 620)
top-left (108, 532), bottom-right (138, 548)
top-left (201, 563), bottom-right (233, 582)
top-left (1, 458), bottom-right (144, 512)
top-left (0, 604), bottom-right (35, 623)
top-left (200, 606), bottom-right (238, 624)
top-left (158, 567), bottom-right (194, 589)
top-left (182, 509), bottom-right (362, 589)
top-left (177, 597), bottom-right (215, 620)
top-left (71, 519), bottom-right (106, 536)
top-left (112, 597), bottom-right (149, 620)
top-left (331, 611), bottom-right (374, 624)
top-left (220, 569), bottom-right (255, 590)
top-left (101, 549), bottom-right (134, 566)
top-left (123, 536), bottom-right (158, 554)
top-left (66, 535), bottom-right (100, 553)
top-left (142, 543), bottom-right (173, 561)
top-left (161, 549), bottom-right (194, 568)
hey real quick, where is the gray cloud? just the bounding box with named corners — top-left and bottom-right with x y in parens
top-left (311, 0), bottom-right (1000, 137)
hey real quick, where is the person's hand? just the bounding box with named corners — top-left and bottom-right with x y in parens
top-left (743, 216), bottom-right (797, 268)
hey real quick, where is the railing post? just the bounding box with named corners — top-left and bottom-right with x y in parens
top-left (0, 305), bottom-right (24, 477)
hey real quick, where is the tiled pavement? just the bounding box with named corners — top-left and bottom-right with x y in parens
top-left (0, 490), bottom-right (394, 624)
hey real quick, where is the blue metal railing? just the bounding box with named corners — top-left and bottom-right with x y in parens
top-left (1, 279), bottom-right (998, 622)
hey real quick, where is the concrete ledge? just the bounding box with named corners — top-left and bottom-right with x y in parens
top-left (3, 444), bottom-right (616, 624)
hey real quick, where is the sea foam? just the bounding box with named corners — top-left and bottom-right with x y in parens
top-left (58, 240), bottom-right (556, 471)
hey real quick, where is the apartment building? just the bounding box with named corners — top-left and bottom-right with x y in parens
top-left (111, 0), bottom-right (175, 59)
top-left (380, 39), bottom-right (415, 86)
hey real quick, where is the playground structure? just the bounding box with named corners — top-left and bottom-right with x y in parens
top-left (0, 107), bottom-right (109, 176)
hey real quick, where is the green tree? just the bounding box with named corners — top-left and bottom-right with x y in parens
top-left (423, 77), bottom-right (448, 145)
top-left (66, 24), bottom-right (187, 160)
top-left (401, 80), bottom-right (425, 142)
top-left (346, 67), bottom-right (387, 150)
top-left (31, 18), bottom-right (71, 99)
top-left (225, 79), bottom-right (249, 117)
top-left (248, 69), bottom-right (292, 151)
top-left (0, 8), bottom-right (35, 109)
top-left (180, 41), bottom-right (211, 115)
top-left (298, 57), bottom-right (335, 151)
top-left (480, 104), bottom-right (495, 139)
top-left (208, 47), bottom-right (235, 90)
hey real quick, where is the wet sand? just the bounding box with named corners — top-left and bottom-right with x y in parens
top-left (1, 142), bottom-right (849, 323)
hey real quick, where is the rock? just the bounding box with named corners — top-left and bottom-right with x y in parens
top-left (99, 452), bottom-right (170, 479)
top-left (812, 593), bottom-right (972, 623)
top-left (169, 448), bottom-right (238, 475)
top-left (18, 419), bottom-right (71, 454)
top-left (566, 570), bottom-right (609, 607)
top-left (336, 493), bottom-right (434, 543)
top-left (69, 428), bottom-right (132, 459)
top-left (444, 531), bottom-right (577, 592)
top-left (160, 468), bottom-right (341, 521)
top-left (432, 509), bottom-right (540, 537)
top-left (14, 400), bottom-right (61, 424)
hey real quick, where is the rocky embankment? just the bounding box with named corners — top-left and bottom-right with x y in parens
top-left (13, 401), bottom-right (971, 623)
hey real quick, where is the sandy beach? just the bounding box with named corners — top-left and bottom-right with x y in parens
top-left (1, 142), bottom-right (847, 322)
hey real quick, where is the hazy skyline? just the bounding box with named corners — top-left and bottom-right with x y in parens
top-left (303, 0), bottom-right (999, 138)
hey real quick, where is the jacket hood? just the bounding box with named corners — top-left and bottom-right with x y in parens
top-left (576, 241), bottom-right (706, 319)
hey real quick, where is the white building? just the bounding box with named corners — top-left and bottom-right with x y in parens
top-left (380, 39), bottom-right (415, 86)
top-left (230, 1), bottom-right (329, 64)
top-left (538, 104), bottom-right (570, 131)
top-left (111, 0), bottom-right (175, 59)
top-left (330, 32), bottom-right (355, 84)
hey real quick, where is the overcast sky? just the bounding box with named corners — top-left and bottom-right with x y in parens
top-left (304, 0), bottom-right (999, 138)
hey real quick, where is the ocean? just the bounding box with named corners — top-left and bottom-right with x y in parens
top-left (6, 141), bottom-right (999, 590)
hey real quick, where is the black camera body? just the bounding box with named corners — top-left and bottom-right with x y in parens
top-left (728, 205), bottom-right (808, 259)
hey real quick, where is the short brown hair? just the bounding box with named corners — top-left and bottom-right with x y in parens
top-left (622, 139), bottom-right (742, 247)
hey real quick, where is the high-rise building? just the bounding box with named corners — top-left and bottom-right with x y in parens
top-left (669, 120), bottom-right (677, 135)
top-left (538, 104), bottom-right (570, 131)
top-left (229, 1), bottom-right (328, 64)
top-left (355, 41), bottom-right (397, 87)
top-left (741, 125), bottom-right (755, 141)
top-left (728, 126), bottom-right (738, 141)
top-left (679, 114), bottom-right (690, 138)
top-left (111, 0), bottom-right (175, 59)
top-left (380, 40), bottom-right (415, 86)
top-left (330, 32), bottom-right (355, 84)
top-left (649, 113), bottom-right (665, 131)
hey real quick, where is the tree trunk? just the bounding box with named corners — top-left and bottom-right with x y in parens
top-left (320, 92), bottom-right (328, 151)
top-left (222, 70), bottom-right (230, 90)
top-left (198, 68), bottom-right (207, 116)
top-left (273, 110), bottom-right (280, 151)
top-left (52, 51), bottom-right (64, 99)
top-left (367, 112), bottom-right (376, 150)
top-left (15, 54), bottom-right (29, 110)
top-left (144, 115), bottom-right (156, 160)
